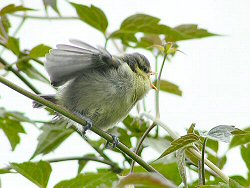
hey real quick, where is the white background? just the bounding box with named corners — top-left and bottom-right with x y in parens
top-left (0, 0), bottom-right (250, 187)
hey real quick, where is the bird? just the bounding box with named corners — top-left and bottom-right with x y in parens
top-left (34, 39), bottom-right (157, 147)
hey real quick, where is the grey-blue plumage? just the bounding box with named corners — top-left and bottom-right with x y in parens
top-left (42, 40), bottom-right (154, 131)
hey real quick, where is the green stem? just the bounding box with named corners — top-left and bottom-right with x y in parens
top-left (130, 123), bottom-right (157, 173)
top-left (47, 156), bottom-right (119, 169)
top-left (0, 76), bottom-right (161, 176)
top-left (140, 112), bottom-right (230, 184)
top-left (11, 14), bottom-right (78, 20)
top-left (201, 137), bottom-right (208, 185)
top-left (0, 57), bottom-right (40, 94)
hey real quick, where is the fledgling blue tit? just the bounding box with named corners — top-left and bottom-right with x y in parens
top-left (34, 39), bottom-right (156, 146)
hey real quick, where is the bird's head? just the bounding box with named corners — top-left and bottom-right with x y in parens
top-left (122, 53), bottom-right (157, 90)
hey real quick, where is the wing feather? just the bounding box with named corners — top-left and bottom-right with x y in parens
top-left (45, 40), bottom-right (116, 86)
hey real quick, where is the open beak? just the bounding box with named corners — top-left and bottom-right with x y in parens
top-left (151, 83), bottom-right (158, 90)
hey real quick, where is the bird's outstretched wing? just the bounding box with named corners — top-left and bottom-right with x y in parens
top-left (45, 39), bottom-right (119, 86)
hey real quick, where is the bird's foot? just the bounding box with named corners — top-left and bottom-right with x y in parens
top-left (105, 135), bottom-right (119, 149)
top-left (73, 111), bottom-right (93, 135)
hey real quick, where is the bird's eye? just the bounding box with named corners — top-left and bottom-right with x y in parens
top-left (142, 66), bottom-right (148, 73)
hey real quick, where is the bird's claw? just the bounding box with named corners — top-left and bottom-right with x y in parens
top-left (105, 135), bottom-right (119, 149)
top-left (82, 118), bottom-right (93, 135)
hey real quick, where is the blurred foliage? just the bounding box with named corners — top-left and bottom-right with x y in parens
top-left (0, 1), bottom-right (249, 188)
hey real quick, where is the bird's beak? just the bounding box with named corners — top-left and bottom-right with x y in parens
top-left (151, 83), bottom-right (158, 90)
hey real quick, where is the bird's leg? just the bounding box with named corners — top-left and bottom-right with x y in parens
top-left (105, 134), bottom-right (119, 149)
top-left (73, 111), bottom-right (93, 135)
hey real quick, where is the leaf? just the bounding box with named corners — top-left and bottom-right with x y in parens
top-left (206, 139), bottom-right (219, 153)
top-left (207, 154), bottom-right (227, 169)
top-left (6, 37), bottom-right (20, 56)
top-left (144, 137), bottom-right (171, 154)
top-left (176, 148), bottom-right (187, 188)
top-left (240, 144), bottom-right (250, 171)
top-left (229, 178), bottom-right (245, 188)
top-left (0, 118), bottom-right (25, 150)
top-left (122, 115), bottom-right (148, 137)
top-left (31, 125), bottom-right (74, 159)
top-left (11, 161), bottom-right (51, 188)
top-left (230, 176), bottom-right (250, 187)
top-left (54, 171), bottom-right (118, 188)
top-left (187, 123), bottom-right (195, 134)
top-left (0, 4), bottom-right (33, 16)
top-left (43, 0), bottom-right (60, 15)
top-left (154, 80), bottom-right (182, 96)
top-left (117, 173), bottom-right (174, 188)
top-left (29, 44), bottom-right (51, 58)
top-left (174, 24), bottom-right (218, 40)
top-left (0, 15), bottom-right (11, 37)
top-left (124, 162), bottom-right (182, 185)
top-left (110, 14), bottom-right (217, 46)
top-left (157, 133), bottom-right (200, 160)
top-left (17, 60), bottom-right (49, 83)
top-left (77, 154), bottom-right (96, 174)
top-left (70, 3), bottom-right (108, 34)
top-left (230, 127), bottom-right (250, 148)
top-left (207, 125), bottom-right (237, 143)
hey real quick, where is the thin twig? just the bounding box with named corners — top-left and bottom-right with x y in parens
top-left (130, 123), bottom-right (157, 173)
top-left (201, 137), bottom-right (208, 185)
top-left (0, 57), bottom-right (40, 94)
top-left (11, 14), bottom-right (78, 20)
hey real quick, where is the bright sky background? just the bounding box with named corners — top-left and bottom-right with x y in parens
top-left (0, 0), bottom-right (250, 187)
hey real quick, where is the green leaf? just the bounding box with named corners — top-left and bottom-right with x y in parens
top-left (154, 80), bottom-right (182, 96)
top-left (77, 154), bottom-right (96, 174)
top-left (174, 24), bottom-right (218, 40)
top-left (117, 173), bottom-right (174, 188)
top-left (207, 125), bottom-right (237, 143)
top-left (229, 178), bottom-right (245, 188)
top-left (54, 171), bottom-right (118, 188)
top-left (230, 127), bottom-right (250, 148)
top-left (0, 4), bottom-right (33, 16)
top-left (31, 125), bottom-right (74, 159)
top-left (206, 139), bottom-right (219, 153)
top-left (187, 123), bottom-right (196, 134)
top-left (158, 133), bottom-right (200, 160)
top-left (30, 44), bottom-right (51, 58)
top-left (0, 118), bottom-right (25, 150)
top-left (240, 144), bottom-right (250, 171)
top-left (70, 3), bottom-right (108, 34)
top-left (0, 15), bottom-right (11, 36)
top-left (122, 115), bottom-right (148, 137)
top-left (230, 176), bottom-right (249, 187)
top-left (176, 148), bottom-right (187, 188)
top-left (207, 154), bottom-right (227, 169)
top-left (43, 0), bottom-right (60, 15)
top-left (6, 37), bottom-right (20, 56)
top-left (110, 14), bottom-right (217, 45)
top-left (136, 34), bottom-right (162, 50)
top-left (124, 163), bottom-right (182, 185)
top-left (17, 60), bottom-right (49, 83)
top-left (11, 161), bottom-right (51, 188)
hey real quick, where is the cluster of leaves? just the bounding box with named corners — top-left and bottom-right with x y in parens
top-left (0, 1), bottom-right (249, 188)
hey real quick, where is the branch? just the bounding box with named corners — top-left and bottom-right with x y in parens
top-left (11, 14), bottom-right (78, 20)
top-left (47, 156), bottom-right (121, 171)
top-left (140, 112), bottom-right (230, 184)
top-left (0, 57), bottom-right (40, 94)
top-left (130, 123), bottom-right (157, 173)
top-left (0, 76), bottom-right (168, 179)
